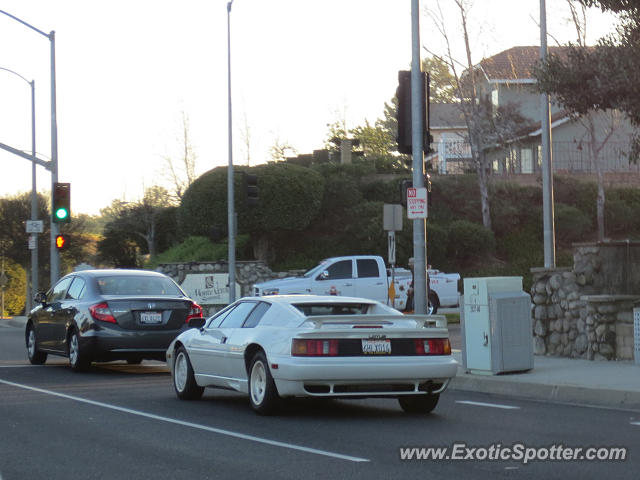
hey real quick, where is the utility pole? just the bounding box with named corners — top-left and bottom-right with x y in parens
top-left (411, 0), bottom-right (427, 314)
top-left (540, 0), bottom-right (556, 268)
top-left (227, 0), bottom-right (236, 303)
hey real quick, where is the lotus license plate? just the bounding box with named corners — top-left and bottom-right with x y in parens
top-left (140, 312), bottom-right (162, 324)
top-left (361, 339), bottom-right (391, 355)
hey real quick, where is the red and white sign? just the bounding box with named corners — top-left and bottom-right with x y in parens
top-left (407, 187), bottom-right (428, 219)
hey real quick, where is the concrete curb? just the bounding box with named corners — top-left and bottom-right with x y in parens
top-left (449, 373), bottom-right (640, 411)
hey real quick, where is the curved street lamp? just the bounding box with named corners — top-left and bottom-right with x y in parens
top-left (0, 66), bottom-right (39, 306)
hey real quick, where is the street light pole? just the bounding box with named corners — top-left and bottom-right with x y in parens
top-left (227, 0), bottom-right (236, 303)
top-left (0, 10), bottom-right (60, 285)
top-left (49, 30), bottom-right (60, 284)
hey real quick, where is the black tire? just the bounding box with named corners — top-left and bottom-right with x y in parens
top-left (427, 293), bottom-right (439, 315)
top-left (173, 347), bottom-right (204, 400)
top-left (26, 324), bottom-right (47, 365)
top-left (68, 330), bottom-right (91, 372)
top-left (248, 351), bottom-right (280, 415)
top-left (398, 393), bottom-right (440, 414)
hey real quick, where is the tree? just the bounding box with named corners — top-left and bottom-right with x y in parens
top-left (422, 56), bottom-right (457, 103)
top-left (534, 1), bottom-right (640, 124)
top-left (162, 111), bottom-right (198, 204)
top-left (424, 0), bottom-right (532, 230)
top-left (0, 258), bottom-right (26, 316)
top-left (97, 186), bottom-right (176, 265)
top-left (534, 0), bottom-right (633, 241)
top-left (0, 192), bottom-right (93, 288)
top-left (178, 163), bottom-right (325, 262)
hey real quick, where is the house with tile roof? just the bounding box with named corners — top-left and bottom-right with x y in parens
top-left (432, 46), bottom-right (638, 178)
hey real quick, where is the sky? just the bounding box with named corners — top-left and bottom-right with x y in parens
top-left (0, 0), bottom-right (617, 215)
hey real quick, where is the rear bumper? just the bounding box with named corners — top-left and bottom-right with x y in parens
top-left (269, 354), bottom-right (458, 397)
top-left (79, 325), bottom-right (188, 361)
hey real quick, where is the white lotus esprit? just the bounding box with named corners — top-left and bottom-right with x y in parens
top-left (166, 295), bottom-right (458, 415)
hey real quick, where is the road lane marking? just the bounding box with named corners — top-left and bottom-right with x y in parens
top-left (0, 378), bottom-right (369, 463)
top-left (631, 422), bottom-right (640, 426)
top-left (456, 400), bottom-right (520, 410)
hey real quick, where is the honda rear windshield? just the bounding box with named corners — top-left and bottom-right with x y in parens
top-left (96, 276), bottom-right (183, 296)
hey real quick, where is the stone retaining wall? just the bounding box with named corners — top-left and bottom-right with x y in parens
top-left (531, 241), bottom-right (640, 361)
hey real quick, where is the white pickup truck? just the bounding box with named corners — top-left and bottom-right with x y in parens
top-left (253, 255), bottom-right (460, 314)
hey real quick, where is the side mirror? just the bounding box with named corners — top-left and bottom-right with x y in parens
top-left (188, 317), bottom-right (206, 329)
top-left (318, 270), bottom-right (329, 280)
top-left (34, 292), bottom-right (47, 305)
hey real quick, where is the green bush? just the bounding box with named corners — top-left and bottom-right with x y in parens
top-left (149, 235), bottom-right (250, 266)
top-left (554, 203), bottom-right (592, 244)
top-left (446, 220), bottom-right (496, 263)
top-left (1, 259), bottom-right (26, 316)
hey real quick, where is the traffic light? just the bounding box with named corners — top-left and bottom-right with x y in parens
top-left (55, 234), bottom-right (67, 250)
top-left (396, 70), bottom-right (430, 155)
top-left (52, 182), bottom-right (71, 223)
top-left (243, 173), bottom-right (259, 208)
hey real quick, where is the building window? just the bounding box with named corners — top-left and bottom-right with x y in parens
top-left (521, 148), bottom-right (533, 173)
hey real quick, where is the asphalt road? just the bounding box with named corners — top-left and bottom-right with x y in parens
top-left (0, 322), bottom-right (638, 480)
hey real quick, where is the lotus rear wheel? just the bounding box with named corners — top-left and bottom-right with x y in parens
top-left (398, 393), bottom-right (440, 414)
top-left (248, 351), bottom-right (280, 415)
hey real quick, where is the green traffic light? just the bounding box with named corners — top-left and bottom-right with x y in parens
top-left (55, 208), bottom-right (69, 220)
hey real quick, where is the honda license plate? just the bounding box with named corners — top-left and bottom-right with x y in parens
top-left (140, 312), bottom-right (162, 324)
top-left (361, 339), bottom-right (391, 355)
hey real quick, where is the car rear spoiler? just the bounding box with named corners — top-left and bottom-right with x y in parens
top-left (302, 314), bottom-right (448, 329)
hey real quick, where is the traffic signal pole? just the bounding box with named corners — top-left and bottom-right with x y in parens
top-left (410, 0), bottom-right (427, 314)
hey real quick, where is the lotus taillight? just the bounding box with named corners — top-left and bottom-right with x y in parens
top-left (89, 302), bottom-right (116, 324)
top-left (186, 302), bottom-right (204, 324)
top-left (292, 339), bottom-right (339, 356)
top-left (414, 338), bottom-right (451, 355)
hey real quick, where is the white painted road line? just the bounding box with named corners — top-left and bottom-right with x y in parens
top-left (456, 400), bottom-right (521, 410)
top-left (631, 422), bottom-right (640, 427)
top-left (0, 378), bottom-right (370, 463)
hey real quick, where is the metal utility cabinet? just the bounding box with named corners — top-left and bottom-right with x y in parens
top-left (462, 277), bottom-right (533, 375)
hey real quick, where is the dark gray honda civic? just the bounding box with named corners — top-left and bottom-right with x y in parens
top-left (25, 269), bottom-right (203, 371)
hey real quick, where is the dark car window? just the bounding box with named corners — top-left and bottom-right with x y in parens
top-left (66, 277), bottom-right (86, 300)
top-left (293, 303), bottom-right (369, 316)
top-left (319, 260), bottom-right (352, 280)
top-left (356, 259), bottom-right (379, 278)
top-left (219, 302), bottom-right (256, 328)
top-left (242, 302), bottom-right (271, 328)
top-left (47, 277), bottom-right (73, 303)
top-left (96, 275), bottom-right (183, 296)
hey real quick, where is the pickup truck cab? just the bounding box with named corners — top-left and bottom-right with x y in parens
top-left (253, 255), bottom-right (460, 314)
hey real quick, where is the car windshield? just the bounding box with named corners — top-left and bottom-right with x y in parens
top-left (302, 260), bottom-right (330, 278)
top-left (292, 303), bottom-right (369, 316)
top-left (96, 275), bottom-right (183, 296)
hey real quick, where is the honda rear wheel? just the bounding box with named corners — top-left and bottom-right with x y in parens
top-left (68, 330), bottom-right (91, 372)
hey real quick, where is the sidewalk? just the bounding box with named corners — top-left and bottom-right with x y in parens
top-left (3, 316), bottom-right (640, 410)
top-left (447, 324), bottom-right (640, 411)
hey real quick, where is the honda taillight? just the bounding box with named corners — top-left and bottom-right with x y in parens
top-left (292, 339), bottom-right (339, 356)
top-left (186, 302), bottom-right (203, 324)
top-left (414, 338), bottom-right (451, 355)
top-left (89, 302), bottom-right (116, 324)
